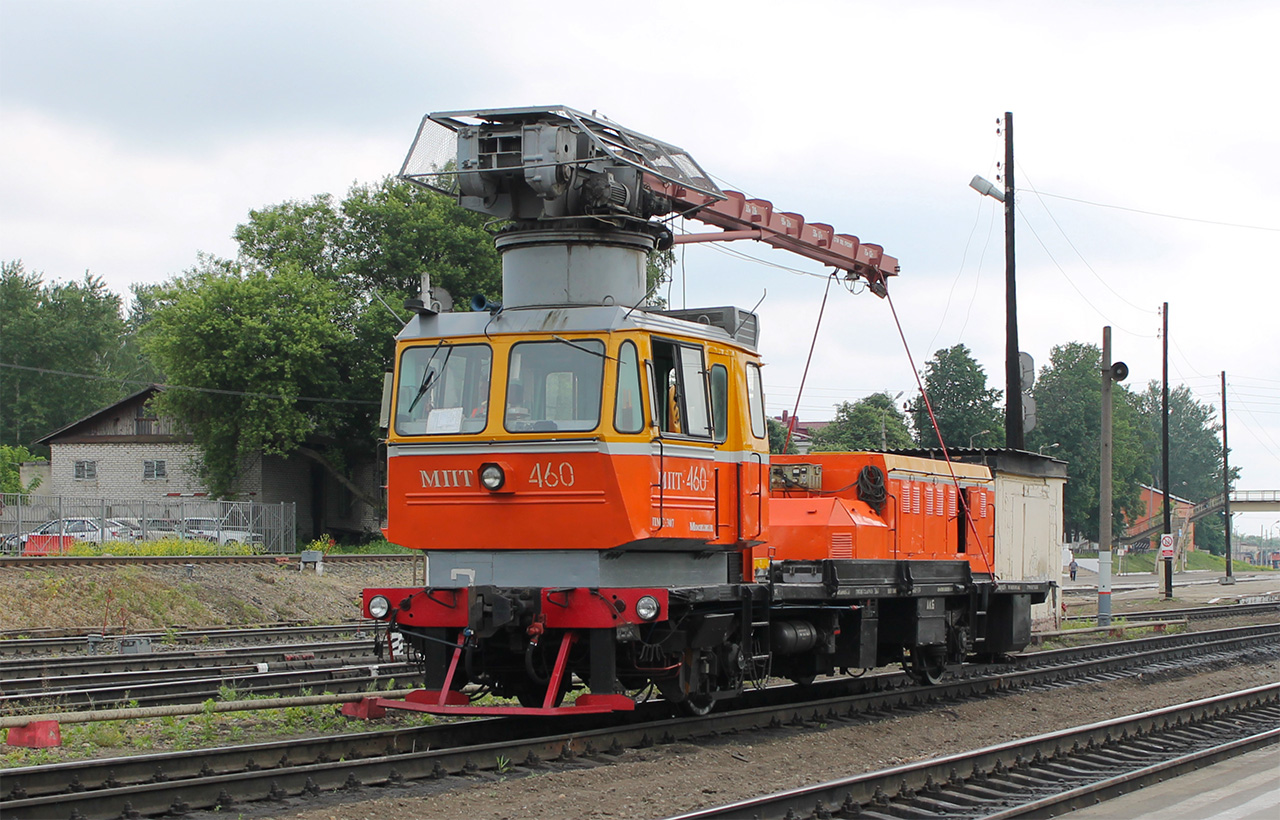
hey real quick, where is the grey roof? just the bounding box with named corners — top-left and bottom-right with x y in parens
top-left (36, 385), bottom-right (162, 445)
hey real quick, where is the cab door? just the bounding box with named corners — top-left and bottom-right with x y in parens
top-left (647, 338), bottom-right (717, 540)
top-left (738, 360), bottom-right (769, 543)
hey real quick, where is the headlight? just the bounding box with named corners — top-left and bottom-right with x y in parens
top-left (479, 463), bottom-right (505, 491)
top-left (368, 595), bottom-right (391, 619)
top-left (635, 595), bottom-right (660, 621)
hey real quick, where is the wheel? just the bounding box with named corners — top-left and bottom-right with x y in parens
top-left (906, 647), bottom-right (947, 686)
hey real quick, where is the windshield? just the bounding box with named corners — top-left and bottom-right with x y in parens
top-left (505, 339), bottom-right (605, 433)
top-left (395, 343), bottom-right (492, 436)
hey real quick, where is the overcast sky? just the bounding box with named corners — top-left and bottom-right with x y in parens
top-left (2, 0), bottom-right (1277, 536)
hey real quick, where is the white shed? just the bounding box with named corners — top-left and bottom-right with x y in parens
top-left (892, 448), bottom-right (1067, 628)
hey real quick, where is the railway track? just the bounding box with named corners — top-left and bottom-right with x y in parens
top-left (0, 553), bottom-right (414, 569)
top-left (1063, 599), bottom-right (1280, 624)
top-left (0, 623), bottom-right (375, 658)
top-left (1, 640), bottom-right (373, 680)
top-left (5, 623), bottom-right (1278, 819)
top-left (670, 684), bottom-right (1280, 819)
top-left (2, 654), bottom-right (411, 711)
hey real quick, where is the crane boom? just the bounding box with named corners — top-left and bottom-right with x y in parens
top-left (647, 175), bottom-right (898, 296)
top-left (400, 105), bottom-right (899, 296)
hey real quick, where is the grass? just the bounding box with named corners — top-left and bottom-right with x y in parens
top-left (46, 534), bottom-right (415, 558)
top-left (1038, 618), bottom-right (1188, 650)
top-left (325, 541), bottom-right (416, 555)
top-left (15, 566), bottom-right (218, 629)
top-left (303, 535), bottom-right (416, 555)
top-left (66, 537), bottom-right (260, 557)
top-left (0, 684), bottom-right (437, 768)
top-left (1074, 549), bottom-right (1274, 574)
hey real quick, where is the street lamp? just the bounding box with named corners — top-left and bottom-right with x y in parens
top-left (1039, 442), bottom-right (1060, 455)
top-left (969, 112), bottom-right (1022, 451)
top-left (969, 430), bottom-right (991, 447)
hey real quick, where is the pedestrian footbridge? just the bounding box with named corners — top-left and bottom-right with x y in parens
top-left (1121, 490), bottom-right (1280, 546)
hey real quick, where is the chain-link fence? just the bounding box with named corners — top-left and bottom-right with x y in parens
top-left (0, 494), bottom-right (296, 555)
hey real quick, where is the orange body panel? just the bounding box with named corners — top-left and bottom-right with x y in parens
top-left (766, 453), bottom-right (997, 573)
top-left (386, 449), bottom-right (725, 551)
top-left (766, 496), bottom-right (891, 561)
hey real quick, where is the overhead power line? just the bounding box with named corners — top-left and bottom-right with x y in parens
top-left (0, 362), bottom-right (380, 406)
top-left (1025, 189), bottom-right (1280, 233)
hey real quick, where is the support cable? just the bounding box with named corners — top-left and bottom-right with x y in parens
top-left (883, 288), bottom-right (997, 580)
top-left (784, 272), bottom-right (838, 454)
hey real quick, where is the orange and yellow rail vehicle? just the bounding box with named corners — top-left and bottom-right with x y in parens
top-left (361, 107), bottom-right (1050, 717)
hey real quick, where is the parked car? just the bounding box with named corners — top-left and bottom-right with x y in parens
top-left (113, 518), bottom-right (182, 541)
top-left (178, 517), bottom-right (262, 546)
top-left (12, 517), bottom-right (136, 553)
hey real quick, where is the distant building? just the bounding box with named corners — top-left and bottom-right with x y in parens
top-left (1125, 484), bottom-right (1196, 552)
top-left (35, 386), bottom-right (380, 540)
top-left (773, 411), bottom-right (832, 454)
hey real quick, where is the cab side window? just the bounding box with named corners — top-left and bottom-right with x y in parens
top-left (652, 339), bottom-right (711, 438)
top-left (614, 341), bottom-right (644, 434)
top-left (746, 362), bottom-right (766, 440)
top-left (709, 363), bottom-right (728, 443)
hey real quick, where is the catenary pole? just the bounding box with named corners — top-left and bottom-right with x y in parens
top-left (1099, 327), bottom-right (1114, 626)
top-left (1221, 371), bottom-right (1234, 584)
top-left (1162, 302), bottom-right (1173, 598)
top-left (1003, 112), bottom-right (1023, 450)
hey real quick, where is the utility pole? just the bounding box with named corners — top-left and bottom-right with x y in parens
top-left (1099, 327), bottom-right (1118, 626)
top-left (1221, 371), bottom-right (1234, 584)
top-left (1162, 302), bottom-right (1173, 599)
top-left (969, 111), bottom-right (1022, 450)
top-left (1002, 112), bottom-right (1023, 450)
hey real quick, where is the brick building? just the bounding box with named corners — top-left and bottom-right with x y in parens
top-left (1125, 484), bottom-right (1196, 552)
top-left (773, 411), bottom-right (832, 453)
top-left (36, 386), bottom-right (381, 541)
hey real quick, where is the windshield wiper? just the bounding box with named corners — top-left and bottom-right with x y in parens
top-left (406, 341), bottom-right (452, 414)
top-left (551, 335), bottom-right (615, 361)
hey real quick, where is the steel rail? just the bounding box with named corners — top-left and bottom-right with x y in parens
top-left (0, 640), bottom-right (373, 681)
top-left (5, 624), bottom-right (1279, 819)
top-left (1, 655), bottom-right (378, 696)
top-left (1, 660), bottom-right (415, 711)
top-left (0, 620), bottom-right (325, 639)
top-left (1015, 621), bottom-right (1280, 670)
top-left (1062, 599), bottom-right (1280, 624)
top-left (0, 623), bottom-right (375, 658)
top-left (667, 684), bottom-right (1280, 819)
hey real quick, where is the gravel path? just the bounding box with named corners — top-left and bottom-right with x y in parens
top-left (229, 574), bottom-right (1280, 820)
top-left (6, 562), bottom-right (1275, 819)
top-left (239, 649), bottom-right (1278, 820)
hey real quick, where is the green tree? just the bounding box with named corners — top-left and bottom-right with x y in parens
top-left (235, 178), bottom-right (503, 304)
top-left (143, 179), bottom-right (503, 499)
top-left (809, 392), bottom-right (913, 452)
top-left (142, 259), bottom-right (379, 498)
top-left (908, 344), bottom-right (1004, 449)
top-left (0, 444), bottom-right (45, 494)
top-left (0, 261), bottom-right (128, 450)
top-left (1030, 342), bottom-right (1146, 541)
top-left (1132, 382), bottom-right (1236, 554)
top-left (768, 418), bottom-right (798, 454)
top-left (645, 248), bottom-right (676, 308)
